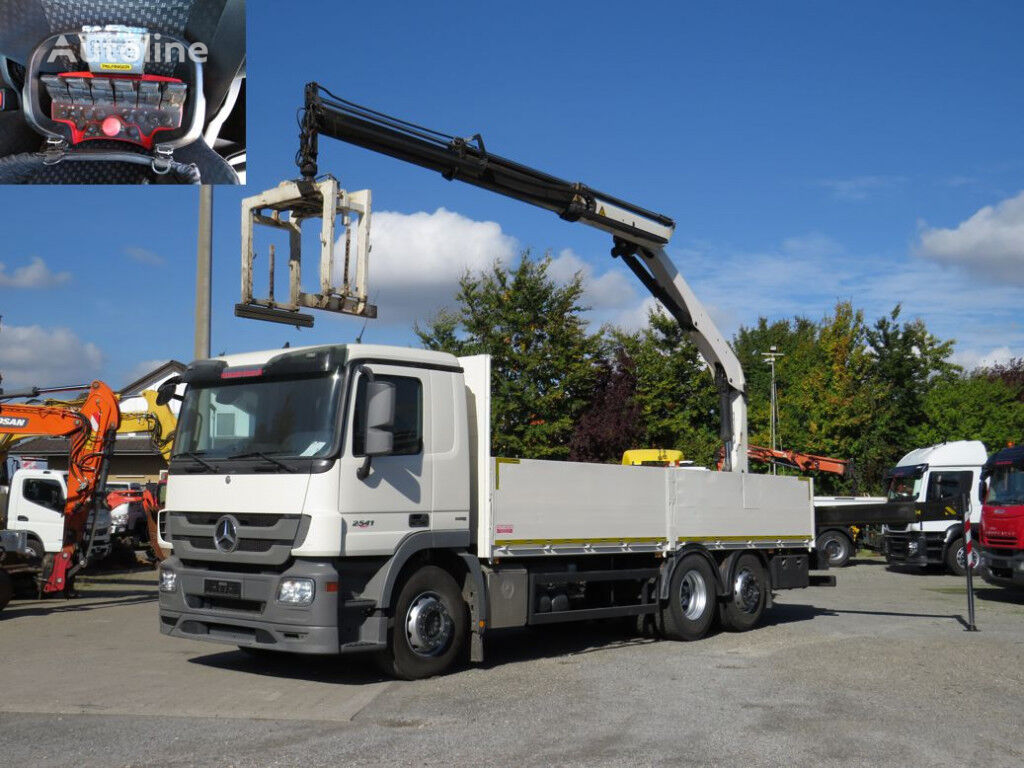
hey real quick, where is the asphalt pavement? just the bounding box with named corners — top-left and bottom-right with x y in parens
top-left (1, 555), bottom-right (1022, 767)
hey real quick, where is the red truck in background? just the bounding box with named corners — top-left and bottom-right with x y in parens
top-left (978, 444), bottom-right (1024, 589)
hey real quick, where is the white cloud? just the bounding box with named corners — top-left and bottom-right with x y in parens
top-left (951, 346), bottom-right (1015, 371)
top-left (123, 246), bottom-right (164, 266)
top-left (818, 175), bottom-right (906, 201)
top-left (0, 324), bottom-right (103, 390)
top-left (917, 190), bottom-right (1024, 284)
top-left (336, 207), bottom-right (518, 325)
top-left (548, 248), bottom-right (641, 312)
top-left (781, 233), bottom-right (843, 258)
top-left (0, 257), bottom-right (71, 289)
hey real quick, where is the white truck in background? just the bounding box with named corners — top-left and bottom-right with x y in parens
top-left (2, 468), bottom-right (112, 562)
top-left (882, 441), bottom-right (987, 575)
top-left (157, 347), bottom-right (826, 679)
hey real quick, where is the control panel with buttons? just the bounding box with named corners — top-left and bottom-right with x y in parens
top-left (40, 72), bottom-right (187, 149)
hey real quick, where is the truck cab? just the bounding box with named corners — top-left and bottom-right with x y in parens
top-left (3, 468), bottom-right (111, 561)
top-left (977, 444), bottom-right (1024, 589)
top-left (882, 441), bottom-right (987, 575)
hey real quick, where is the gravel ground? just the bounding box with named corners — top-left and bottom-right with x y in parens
top-left (1, 554), bottom-right (1022, 767)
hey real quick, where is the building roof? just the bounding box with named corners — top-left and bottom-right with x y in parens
top-left (9, 435), bottom-right (158, 457)
top-left (119, 360), bottom-right (186, 397)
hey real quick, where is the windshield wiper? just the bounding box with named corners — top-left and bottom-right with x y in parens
top-left (228, 451), bottom-right (296, 472)
top-left (174, 451), bottom-right (218, 471)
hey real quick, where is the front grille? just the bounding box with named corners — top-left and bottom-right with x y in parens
top-left (181, 536), bottom-right (275, 553)
top-left (166, 512), bottom-right (303, 566)
top-left (984, 533), bottom-right (1018, 549)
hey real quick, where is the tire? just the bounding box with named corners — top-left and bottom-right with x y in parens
top-left (0, 571), bottom-right (13, 612)
top-left (662, 553), bottom-right (718, 641)
top-left (26, 538), bottom-right (45, 562)
top-left (719, 554), bottom-right (767, 632)
top-left (381, 565), bottom-right (467, 680)
top-left (816, 530), bottom-right (853, 568)
top-left (945, 537), bottom-right (966, 577)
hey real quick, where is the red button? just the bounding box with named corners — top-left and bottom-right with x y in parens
top-left (101, 115), bottom-right (122, 137)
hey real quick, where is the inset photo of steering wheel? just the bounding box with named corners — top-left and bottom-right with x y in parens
top-left (0, 0), bottom-right (245, 184)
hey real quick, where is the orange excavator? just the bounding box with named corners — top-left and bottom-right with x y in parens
top-left (0, 381), bottom-right (120, 595)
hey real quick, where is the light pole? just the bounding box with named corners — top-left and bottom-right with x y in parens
top-left (195, 185), bottom-right (213, 359)
top-left (762, 345), bottom-right (784, 473)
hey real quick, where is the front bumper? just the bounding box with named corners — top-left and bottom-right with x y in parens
top-left (978, 547), bottom-right (1024, 588)
top-left (157, 556), bottom-right (385, 655)
top-left (885, 531), bottom-right (941, 567)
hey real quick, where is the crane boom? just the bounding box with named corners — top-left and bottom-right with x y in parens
top-left (296, 83), bottom-right (748, 471)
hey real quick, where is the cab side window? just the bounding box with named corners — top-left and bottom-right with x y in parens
top-left (23, 478), bottom-right (64, 512)
top-left (352, 374), bottom-right (423, 456)
top-left (926, 471), bottom-right (972, 502)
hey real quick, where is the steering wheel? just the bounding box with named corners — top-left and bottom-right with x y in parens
top-left (0, 0), bottom-right (244, 184)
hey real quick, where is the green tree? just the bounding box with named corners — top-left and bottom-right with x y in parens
top-left (864, 305), bottom-right (959, 452)
top-left (416, 251), bottom-right (598, 459)
top-left (616, 309), bottom-right (720, 467)
top-left (910, 374), bottom-right (1024, 451)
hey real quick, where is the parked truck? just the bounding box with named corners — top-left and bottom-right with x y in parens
top-left (156, 349), bottom-right (827, 679)
top-left (977, 444), bottom-right (1024, 589)
top-left (882, 441), bottom-right (987, 576)
top-left (3, 468), bottom-right (112, 562)
top-left (156, 87), bottom-right (836, 679)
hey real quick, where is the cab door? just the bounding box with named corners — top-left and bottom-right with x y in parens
top-left (338, 364), bottom-right (433, 555)
top-left (12, 474), bottom-right (66, 552)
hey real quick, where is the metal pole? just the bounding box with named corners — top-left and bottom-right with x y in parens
top-left (762, 347), bottom-right (783, 474)
top-left (963, 493), bottom-right (978, 631)
top-left (195, 185), bottom-right (213, 359)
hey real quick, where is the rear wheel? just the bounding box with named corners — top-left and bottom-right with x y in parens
top-left (662, 554), bottom-right (718, 641)
top-left (945, 537), bottom-right (966, 577)
top-left (381, 565), bottom-right (467, 680)
top-left (719, 554), bottom-right (767, 632)
top-left (816, 530), bottom-right (853, 568)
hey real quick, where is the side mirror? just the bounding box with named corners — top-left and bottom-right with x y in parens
top-left (363, 380), bottom-right (396, 456)
top-left (357, 376), bottom-right (396, 480)
top-left (155, 377), bottom-right (182, 406)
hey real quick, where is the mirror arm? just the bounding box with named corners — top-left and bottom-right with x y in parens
top-left (356, 366), bottom-right (374, 481)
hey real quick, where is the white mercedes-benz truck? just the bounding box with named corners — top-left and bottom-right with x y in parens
top-left (156, 345), bottom-right (825, 679)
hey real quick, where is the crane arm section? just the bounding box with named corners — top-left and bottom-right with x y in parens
top-left (297, 83), bottom-right (748, 471)
top-left (0, 381), bottom-right (120, 593)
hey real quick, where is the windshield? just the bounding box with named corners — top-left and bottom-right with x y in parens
top-left (986, 466), bottom-right (1024, 506)
top-left (173, 372), bottom-right (343, 461)
top-left (886, 472), bottom-right (923, 502)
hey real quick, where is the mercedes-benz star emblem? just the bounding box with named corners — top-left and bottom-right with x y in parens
top-left (214, 515), bottom-right (240, 553)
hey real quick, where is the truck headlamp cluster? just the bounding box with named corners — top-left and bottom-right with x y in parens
top-left (278, 578), bottom-right (315, 605)
top-left (158, 568), bottom-right (177, 593)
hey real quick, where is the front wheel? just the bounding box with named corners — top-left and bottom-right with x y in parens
top-left (945, 537), bottom-right (966, 577)
top-left (0, 570), bottom-right (13, 611)
top-left (381, 565), bottom-right (467, 680)
top-left (662, 554), bottom-right (718, 641)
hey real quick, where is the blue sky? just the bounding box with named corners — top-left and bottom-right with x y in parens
top-left (1, 1), bottom-right (1022, 390)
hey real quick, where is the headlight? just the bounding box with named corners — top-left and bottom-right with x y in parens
top-left (907, 540), bottom-right (919, 555)
top-left (159, 568), bottom-right (178, 593)
top-left (278, 578), bottom-right (315, 605)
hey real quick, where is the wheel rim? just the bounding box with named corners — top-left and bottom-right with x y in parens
top-left (404, 591), bottom-right (454, 658)
top-left (679, 569), bottom-right (708, 621)
top-left (824, 537), bottom-right (843, 563)
top-left (733, 567), bottom-right (762, 614)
